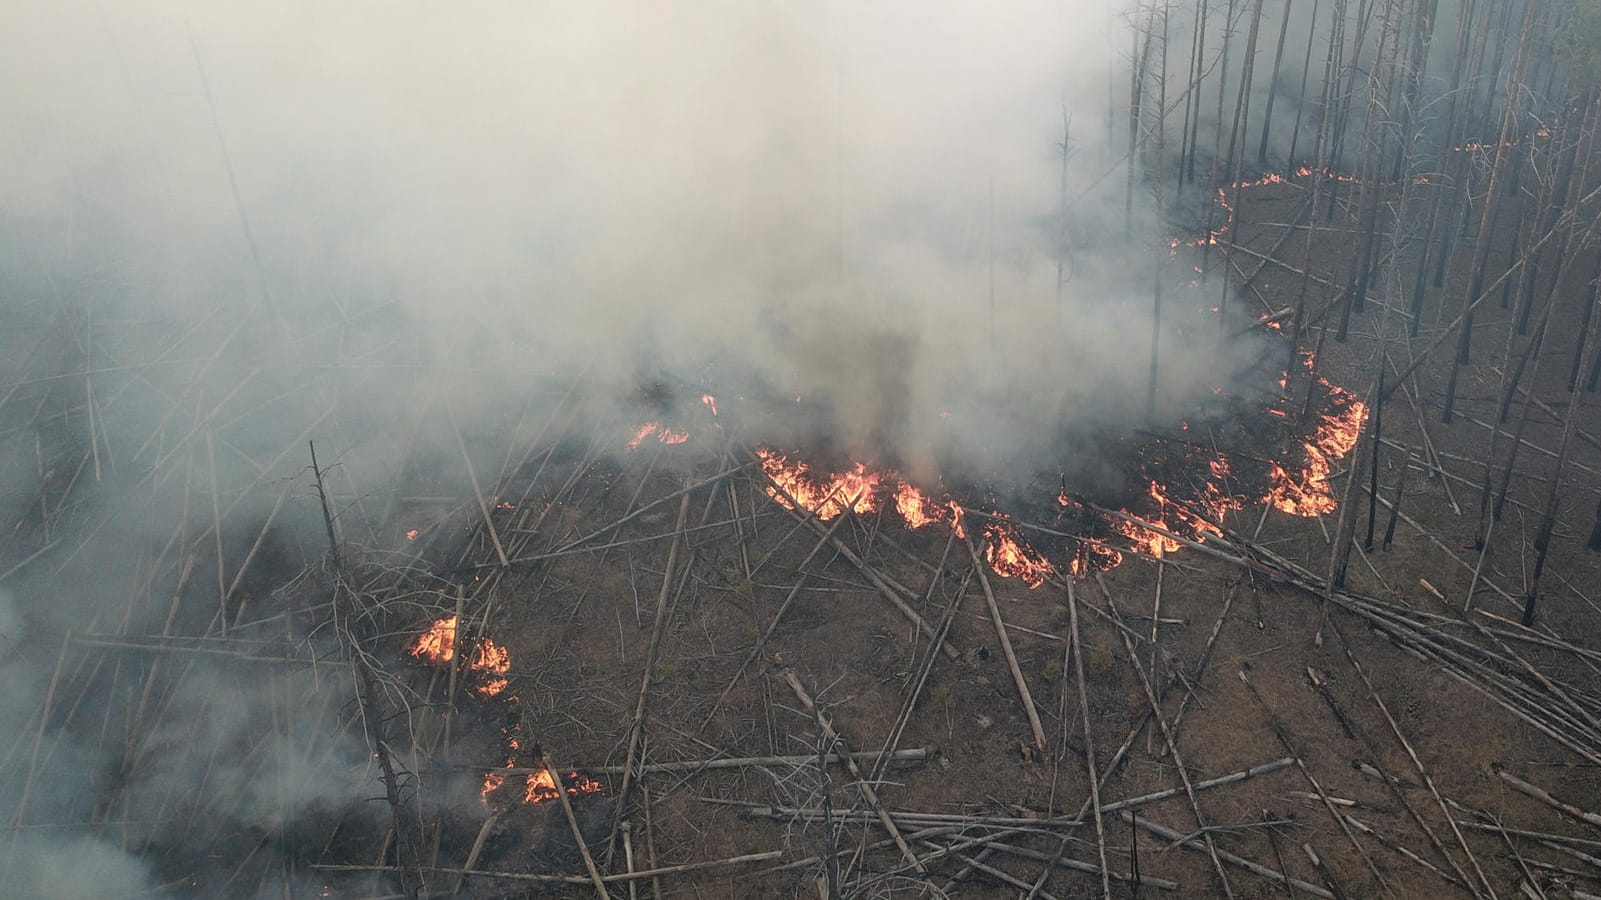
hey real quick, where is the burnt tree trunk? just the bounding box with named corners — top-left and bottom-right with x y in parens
top-left (1442, 0), bottom-right (1543, 423)
top-left (1287, 0), bottom-right (1324, 163)
top-left (1256, 0), bottom-right (1295, 165)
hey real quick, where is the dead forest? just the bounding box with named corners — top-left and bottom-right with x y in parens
top-left (5, 1), bottom-right (1601, 898)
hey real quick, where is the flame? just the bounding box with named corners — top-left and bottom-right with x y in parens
top-left (524, 768), bottom-right (605, 804)
top-left (628, 421), bottom-right (691, 448)
top-left (410, 616), bottom-right (513, 697)
top-left (757, 450), bottom-right (880, 521)
top-left (411, 616), bottom-right (458, 663)
top-left (702, 393), bottom-right (718, 415)
top-left (895, 482), bottom-right (948, 529)
top-left (1266, 378), bottom-right (1368, 516)
top-left (1112, 484), bottom-right (1184, 557)
top-left (405, 528), bottom-right (419, 542)
top-left (1070, 540), bottom-right (1123, 578)
top-left (981, 521), bottom-right (1054, 588)
top-left (627, 422), bottom-right (660, 449)
top-left (480, 770), bottom-right (505, 802)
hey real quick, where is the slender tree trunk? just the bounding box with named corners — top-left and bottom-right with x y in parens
top-left (1287, 0), bottom-right (1324, 164)
top-left (1256, 0), bottom-right (1294, 165)
top-left (1340, 0), bottom-right (1403, 338)
top-left (1150, 3), bottom-right (1171, 419)
top-left (1185, 0), bottom-right (1211, 185)
top-left (1432, 0), bottom-right (1493, 289)
top-left (1218, 0), bottom-right (1267, 326)
top-left (1442, 0), bottom-right (1542, 423)
top-left (1525, 288), bottom-right (1601, 625)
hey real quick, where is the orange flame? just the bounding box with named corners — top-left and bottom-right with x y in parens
top-left (524, 768), bottom-right (605, 804)
top-left (757, 450), bottom-right (880, 521)
top-left (627, 422), bottom-right (660, 449)
top-left (981, 521), bottom-right (1054, 588)
top-left (1266, 380), bottom-right (1367, 516)
top-left (628, 421), bottom-right (691, 448)
top-left (410, 616), bottom-right (513, 697)
top-left (411, 616), bottom-right (458, 663)
top-left (1070, 540), bottom-right (1124, 578)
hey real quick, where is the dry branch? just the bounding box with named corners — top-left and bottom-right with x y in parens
top-left (1121, 811), bottom-right (1334, 899)
top-left (781, 669), bottom-right (925, 874)
top-left (967, 535), bottom-right (1046, 750)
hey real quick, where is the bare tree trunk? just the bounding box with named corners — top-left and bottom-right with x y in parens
top-left (1339, 0), bottom-right (1404, 339)
top-left (1217, 0), bottom-right (1267, 326)
top-left (1181, 0), bottom-right (1210, 186)
top-left (1256, 0), bottom-right (1295, 165)
top-left (1150, 2), bottom-right (1172, 419)
top-left (1287, 0), bottom-right (1324, 163)
top-left (1524, 289), bottom-right (1601, 625)
top-left (1431, 0), bottom-right (1494, 289)
top-left (1442, 0), bottom-right (1543, 423)
top-left (1129, 3), bottom-right (1156, 237)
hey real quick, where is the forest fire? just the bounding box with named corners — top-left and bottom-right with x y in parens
top-left (409, 616), bottom-right (512, 697)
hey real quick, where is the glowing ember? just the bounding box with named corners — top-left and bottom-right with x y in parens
top-left (405, 529), bottom-right (419, 541)
top-left (981, 521), bottom-right (1054, 588)
top-left (702, 393), bottom-right (718, 415)
top-left (659, 428), bottom-right (689, 445)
